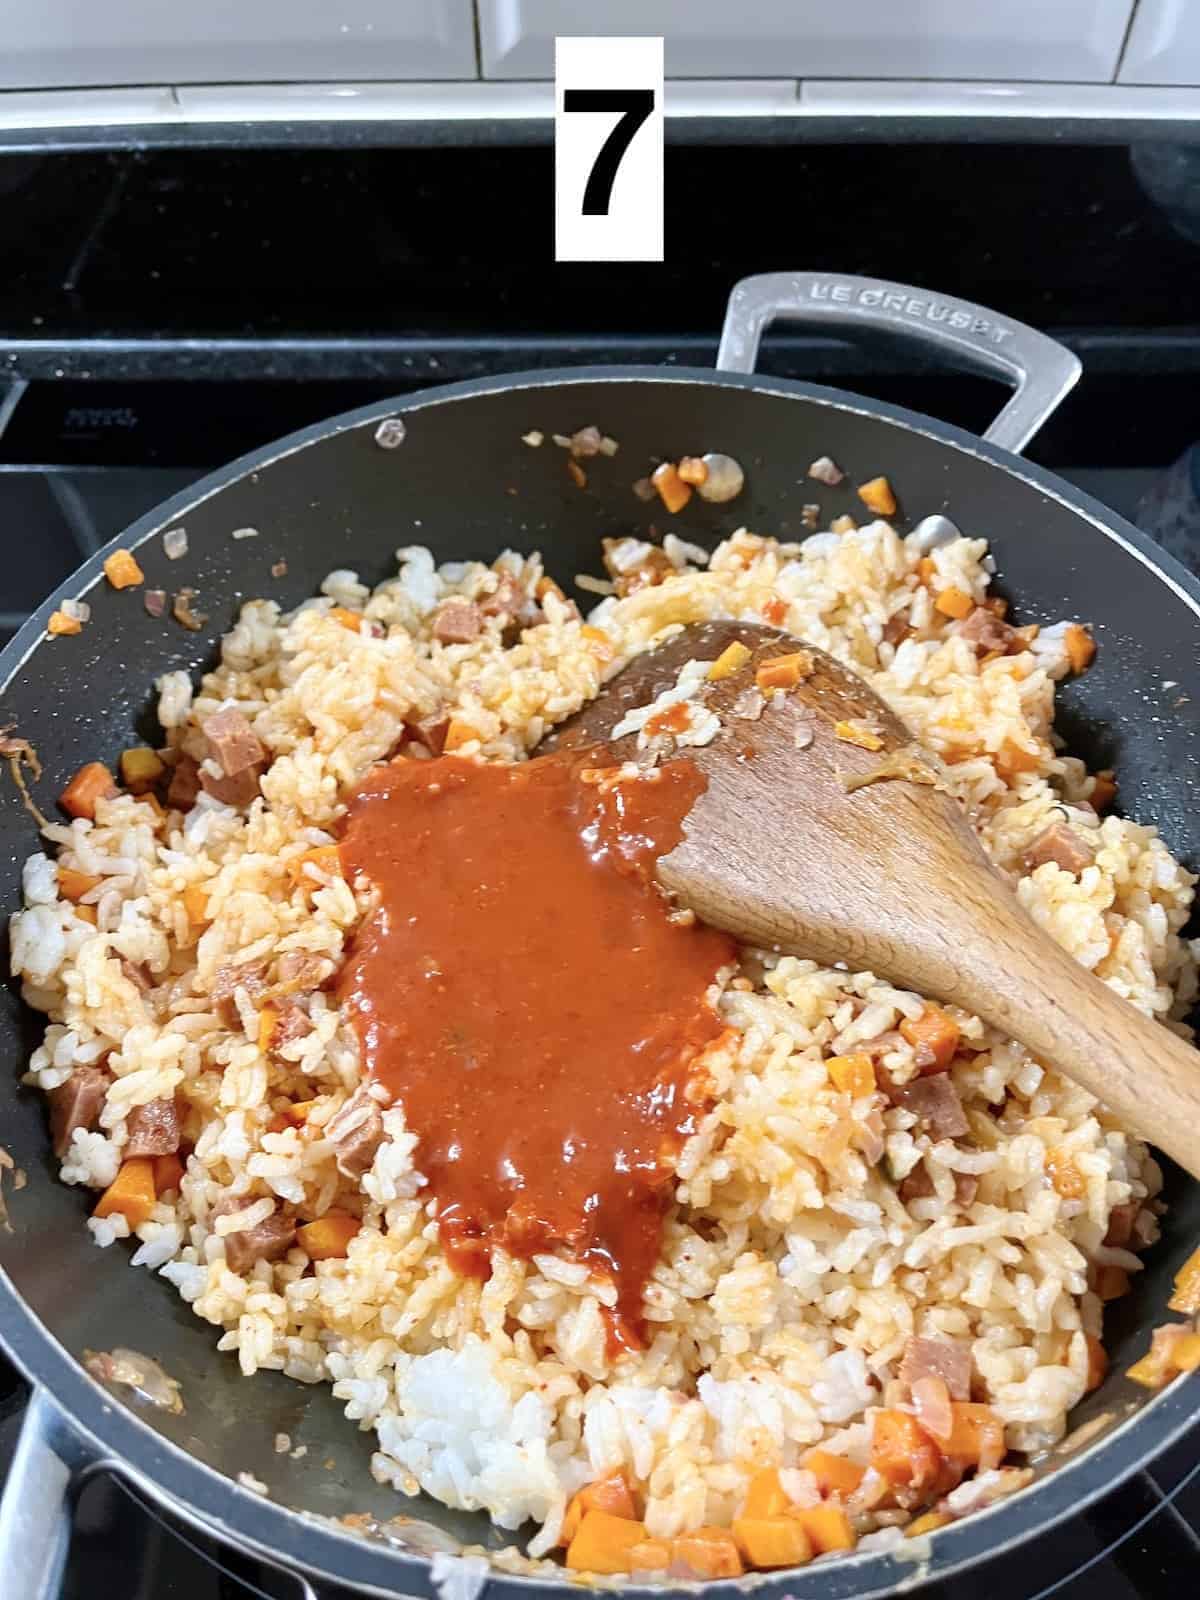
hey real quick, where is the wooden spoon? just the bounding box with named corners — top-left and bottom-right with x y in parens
top-left (543, 619), bottom-right (1200, 1178)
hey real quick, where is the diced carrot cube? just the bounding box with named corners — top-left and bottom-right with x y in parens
top-left (870, 1409), bottom-right (943, 1491)
top-left (183, 885), bottom-right (209, 926)
top-left (996, 737), bottom-right (1042, 779)
top-left (935, 586), bottom-right (974, 620)
top-left (733, 1516), bottom-right (813, 1568)
top-left (651, 462), bottom-right (692, 515)
top-left (742, 1467), bottom-right (789, 1519)
top-left (579, 624), bottom-right (615, 665)
top-left (858, 476), bottom-right (897, 516)
top-left (328, 606), bottom-right (364, 632)
top-left (756, 651), bottom-right (815, 691)
top-left (559, 1472), bottom-right (638, 1546)
top-left (791, 1504), bottom-right (855, 1554)
top-left (103, 549), bottom-right (144, 589)
top-left (74, 903), bottom-right (98, 926)
top-left (119, 747), bottom-right (165, 794)
top-left (916, 557), bottom-right (937, 586)
top-left (1172, 1332), bottom-right (1200, 1372)
top-left (258, 1005), bottom-right (280, 1050)
top-left (1169, 1244), bottom-right (1200, 1313)
top-left (93, 1157), bottom-right (156, 1229)
top-left (1085, 1333), bottom-right (1108, 1392)
top-left (536, 576), bottom-right (566, 603)
top-left (900, 1006), bottom-right (960, 1073)
top-left (825, 1054), bottom-right (876, 1100)
top-left (801, 1448), bottom-right (866, 1498)
top-left (670, 1528), bottom-right (744, 1579)
top-left (833, 719), bottom-right (885, 751)
top-left (943, 1402), bottom-right (1005, 1470)
top-left (59, 761), bottom-right (118, 820)
top-left (906, 1511), bottom-right (952, 1538)
top-left (565, 1511), bottom-right (648, 1574)
top-left (627, 1538), bottom-right (671, 1572)
top-left (297, 1210), bottom-right (361, 1261)
top-left (761, 596), bottom-right (787, 625)
top-left (443, 718), bottom-right (481, 753)
top-left (57, 866), bottom-right (100, 903)
top-left (707, 641), bottom-right (752, 682)
top-left (287, 844), bottom-right (343, 887)
top-left (1046, 1148), bottom-right (1086, 1200)
top-left (47, 610), bottom-right (82, 636)
top-left (1096, 1265), bottom-right (1130, 1302)
top-left (1091, 771), bottom-right (1117, 812)
top-left (1065, 624), bottom-right (1096, 674)
top-left (153, 1152), bottom-right (185, 1195)
top-left (677, 457), bottom-right (709, 486)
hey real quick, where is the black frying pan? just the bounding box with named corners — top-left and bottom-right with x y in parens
top-left (1, 274), bottom-right (1199, 1600)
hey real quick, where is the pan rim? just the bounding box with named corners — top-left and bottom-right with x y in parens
top-left (1, 364), bottom-right (1199, 1596)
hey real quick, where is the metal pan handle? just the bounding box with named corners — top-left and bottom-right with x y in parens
top-left (0, 1387), bottom-right (94, 1600)
top-left (716, 271), bottom-right (1081, 456)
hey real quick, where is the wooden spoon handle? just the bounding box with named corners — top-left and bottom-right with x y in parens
top-left (944, 887), bottom-right (1200, 1180)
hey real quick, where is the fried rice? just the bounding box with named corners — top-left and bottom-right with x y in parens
top-left (10, 515), bottom-right (1199, 1564)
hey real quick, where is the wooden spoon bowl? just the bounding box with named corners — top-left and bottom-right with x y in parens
top-left (546, 620), bottom-right (1200, 1178)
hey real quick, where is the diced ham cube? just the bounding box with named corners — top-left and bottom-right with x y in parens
top-left (899, 1336), bottom-right (972, 1400)
top-left (898, 1160), bottom-right (977, 1208)
top-left (270, 1001), bottom-right (314, 1054)
top-left (1023, 823), bottom-right (1096, 876)
top-left (125, 1097), bottom-right (182, 1158)
top-left (199, 709), bottom-right (267, 808)
top-left (325, 1084), bottom-right (385, 1178)
top-left (48, 1065), bottom-right (111, 1158)
top-left (276, 951), bottom-right (330, 991)
top-left (166, 753), bottom-right (201, 810)
top-left (408, 713), bottom-right (450, 755)
top-left (220, 1208), bottom-right (296, 1275)
top-left (1103, 1201), bottom-right (1139, 1249)
top-left (432, 599), bottom-right (484, 645)
top-left (959, 605), bottom-right (1018, 655)
top-left (891, 1075), bottom-right (969, 1139)
top-left (211, 958), bottom-right (271, 1027)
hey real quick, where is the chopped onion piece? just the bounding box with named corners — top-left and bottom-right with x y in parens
top-left (163, 528), bottom-right (188, 560)
top-left (60, 598), bottom-right (90, 622)
top-left (231, 526), bottom-right (259, 540)
top-left (697, 452), bottom-right (744, 503)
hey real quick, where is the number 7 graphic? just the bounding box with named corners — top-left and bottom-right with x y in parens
top-left (562, 89), bottom-right (656, 216)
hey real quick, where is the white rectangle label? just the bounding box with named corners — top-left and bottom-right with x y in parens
top-left (555, 36), bottom-right (663, 263)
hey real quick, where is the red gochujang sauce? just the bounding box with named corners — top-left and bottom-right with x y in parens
top-left (336, 748), bottom-right (735, 1349)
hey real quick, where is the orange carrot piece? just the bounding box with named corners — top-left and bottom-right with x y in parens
top-left (183, 884), bottom-right (209, 926)
top-left (833, 719), bottom-right (885, 751)
top-left (1065, 624), bottom-right (1096, 674)
top-left (900, 1006), bottom-right (960, 1072)
top-left (756, 651), bottom-right (815, 691)
top-left (935, 586), bottom-right (974, 620)
top-left (1085, 1334), bottom-right (1108, 1392)
top-left (791, 1504), bottom-right (855, 1554)
top-left (297, 1210), bottom-right (360, 1261)
top-left (287, 844), bottom-right (343, 886)
top-left (943, 1402), bottom-right (1005, 1470)
top-left (870, 1409), bottom-right (943, 1491)
top-left (802, 1448), bottom-right (866, 1498)
top-left (761, 596), bottom-right (787, 626)
top-left (153, 1152), bottom-right (185, 1195)
top-left (93, 1158), bottom-right (156, 1228)
top-left (119, 747), bottom-right (165, 793)
top-left (857, 476), bottom-right (897, 516)
top-left (733, 1517), bottom-right (812, 1568)
top-left (47, 610), bottom-right (82, 636)
top-left (671, 1528), bottom-right (744, 1579)
top-left (1173, 1332), bottom-right (1200, 1372)
top-left (742, 1467), bottom-right (789, 1519)
top-left (1046, 1148), bottom-right (1086, 1200)
top-left (677, 457), bottom-right (709, 486)
top-left (907, 1511), bottom-right (952, 1538)
top-left (59, 761), bottom-right (118, 820)
top-left (651, 462), bottom-right (692, 514)
top-left (103, 549), bottom-right (144, 589)
top-left (443, 718), bottom-right (482, 753)
top-left (258, 1005), bottom-right (280, 1050)
top-left (996, 737), bottom-right (1041, 779)
top-left (916, 557), bottom-right (937, 586)
top-left (74, 904), bottom-right (98, 926)
top-left (559, 1472), bottom-right (639, 1546)
top-left (57, 866), bottom-right (100, 903)
top-left (627, 1538), bottom-right (672, 1572)
top-left (328, 606), bottom-right (365, 632)
top-left (707, 641), bottom-right (752, 682)
top-left (1169, 1244), bottom-right (1200, 1313)
top-left (825, 1054), bottom-right (875, 1099)
top-left (565, 1511), bottom-right (648, 1574)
